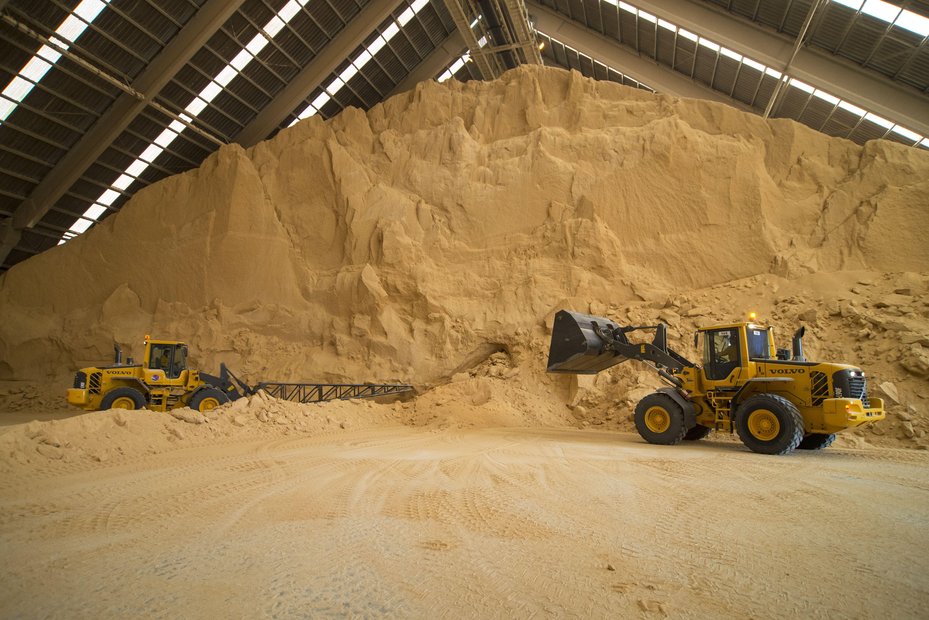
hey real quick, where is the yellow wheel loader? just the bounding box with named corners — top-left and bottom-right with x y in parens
top-left (547, 310), bottom-right (884, 455)
top-left (67, 336), bottom-right (412, 413)
top-left (67, 337), bottom-right (234, 413)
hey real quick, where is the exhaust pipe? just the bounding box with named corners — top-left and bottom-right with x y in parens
top-left (792, 326), bottom-right (806, 361)
top-left (113, 343), bottom-right (123, 366)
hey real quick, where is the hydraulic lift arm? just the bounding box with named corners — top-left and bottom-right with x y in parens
top-left (546, 310), bottom-right (694, 385)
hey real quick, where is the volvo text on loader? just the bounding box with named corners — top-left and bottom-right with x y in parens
top-left (67, 336), bottom-right (412, 413)
top-left (547, 310), bottom-right (884, 455)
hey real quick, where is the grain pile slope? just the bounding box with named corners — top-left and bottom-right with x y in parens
top-left (0, 65), bottom-right (927, 404)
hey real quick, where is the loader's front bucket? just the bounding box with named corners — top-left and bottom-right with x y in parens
top-left (546, 310), bottom-right (628, 374)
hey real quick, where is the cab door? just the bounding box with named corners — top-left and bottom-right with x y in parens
top-left (702, 327), bottom-right (742, 385)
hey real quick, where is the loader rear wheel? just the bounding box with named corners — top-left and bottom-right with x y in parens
top-left (735, 394), bottom-right (804, 455)
top-left (798, 433), bottom-right (836, 450)
top-left (189, 388), bottom-right (229, 413)
top-left (683, 425), bottom-right (712, 441)
top-left (100, 387), bottom-right (146, 411)
top-left (634, 393), bottom-right (687, 446)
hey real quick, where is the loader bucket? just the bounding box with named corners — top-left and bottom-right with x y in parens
top-left (546, 310), bottom-right (628, 374)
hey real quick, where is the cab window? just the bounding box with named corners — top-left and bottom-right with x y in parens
top-left (172, 346), bottom-right (187, 378)
top-left (149, 344), bottom-right (172, 371)
top-left (149, 344), bottom-right (186, 379)
top-left (746, 328), bottom-right (769, 360)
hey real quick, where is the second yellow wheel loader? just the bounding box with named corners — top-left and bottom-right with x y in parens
top-left (547, 310), bottom-right (884, 455)
top-left (67, 336), bottom-right (412, 413)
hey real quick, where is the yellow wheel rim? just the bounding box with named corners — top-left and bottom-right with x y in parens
top-left (198, 397), bottom-right (220, 412)
top-left (112, 396), bottom-right (136, 410)
top-left (644, 406), bottom-right (671, 433)
top-left (747, 409), bottom-right (780, 441)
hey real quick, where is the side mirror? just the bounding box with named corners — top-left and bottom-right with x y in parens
top-left (693, 332), bottom-right (699, 349)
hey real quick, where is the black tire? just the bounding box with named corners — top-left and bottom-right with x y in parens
top-left (100, 386), bottom-right (146, 411)
top-left (683, 425), bottom-right (712, 441)
top-left (734, 394), bottom-right (804, 455)
top-left (189, 388), bottom-right (230, 413)
top-left (634, 393), bottom-right (687, 446)
top-left (798, 433), bottom-right (836, 450)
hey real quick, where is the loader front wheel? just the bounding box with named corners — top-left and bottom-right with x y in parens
top-left (735, 394), bottom-right (804, 455)
top-left (634, 393), bottom-right (687, 445)
top-left (189, 388), bottom-right (230, 413)
top-left (100, 387), bottom-right (146, 411)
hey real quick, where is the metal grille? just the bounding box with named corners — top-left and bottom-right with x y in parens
top-left (848, 375), bottom-right (869, 408)
top-left (810, 370), bottom-right (828, 406)
top-left (89, 371), bottom-right (102, 394)
top-left (833, 369), bottom-right (870, 407)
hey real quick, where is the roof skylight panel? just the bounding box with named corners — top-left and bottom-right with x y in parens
top-left (1, 0), bottom-right (112, 122)
top-left (830, 0), bottom-right (929, 36)
top-left (61, 0), bottom-right (312, 242)
top-left (291, 0), bottom-right (432, 124)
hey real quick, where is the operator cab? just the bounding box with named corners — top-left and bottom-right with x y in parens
top-left (147, 341), bottom-right (188, 380)
top-left (699, 322), bottom-right (777, 382)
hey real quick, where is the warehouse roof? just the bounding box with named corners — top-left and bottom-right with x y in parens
top-left (1, 0), bottom-right (926, 272)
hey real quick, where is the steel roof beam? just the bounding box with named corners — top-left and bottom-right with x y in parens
top-left (390, 29), bottom-right (465, 95)
top-left (528, 2), bottom-right (750, 108)
top-left (763, 0), bottom-right (827, 118)
top-left (0, 0), bottom-right (244, 267)
top-left (234, 0), bottom-right (401, 148)
top-left (623, 0), bottom-right (929, 136)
